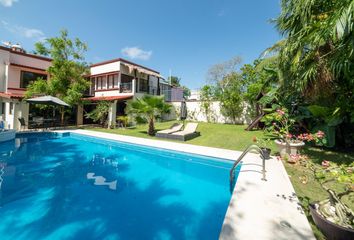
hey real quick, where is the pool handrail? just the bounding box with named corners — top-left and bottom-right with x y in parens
top-left (229, 144), bottom-right (267, 191)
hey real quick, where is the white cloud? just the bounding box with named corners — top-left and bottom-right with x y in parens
top-left (0, 0), bottom-right (18, 7)
top-left (121, 46), bottom-right (152, 60)
top-left (1, 20), bottom-right (45, 41)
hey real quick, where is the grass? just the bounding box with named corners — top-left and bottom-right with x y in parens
top-left (86, 121), bottom-right (276, 152)
top-left (84, 121), bottom-right (353, 240)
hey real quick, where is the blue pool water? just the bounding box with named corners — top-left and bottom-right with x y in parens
top-left (0, 132), bottom-right (241, 240)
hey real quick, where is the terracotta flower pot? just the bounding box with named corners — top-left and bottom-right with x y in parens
top-left (310, 203), bottom-right (354, 240)
top-left (274, 139), bottom-right (305, 157)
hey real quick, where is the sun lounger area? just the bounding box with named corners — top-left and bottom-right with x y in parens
top-left (156, 123), bottom-right (200, 141)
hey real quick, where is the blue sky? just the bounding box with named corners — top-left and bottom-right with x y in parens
top-left (0, 0), bottom-right (281, 89)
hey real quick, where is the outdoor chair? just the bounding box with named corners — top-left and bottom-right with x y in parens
top-left (18, 117), bottom-right (27, 131)
top-left (155, 123), bottom-right (183, 138)
top-left (156, 123), bottom-right (200, 141)
top-left (171, 123), bottom-right (200, 141)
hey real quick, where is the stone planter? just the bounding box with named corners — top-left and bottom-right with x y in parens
top-left (274, 139), bottom-right (305, 157)
top-left (310, 203), bottom-right (354, 240)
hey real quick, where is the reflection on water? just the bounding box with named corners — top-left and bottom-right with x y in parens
top-left (0, 133), bottom-right (234, 240)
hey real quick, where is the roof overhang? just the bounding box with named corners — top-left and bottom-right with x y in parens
top-left (0, 92), bottom-right (24, 99)
top-left (83, 95), bottom-right (133, 102)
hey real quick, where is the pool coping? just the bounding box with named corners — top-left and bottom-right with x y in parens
top-left (53, 129), bottom-right (315, 240)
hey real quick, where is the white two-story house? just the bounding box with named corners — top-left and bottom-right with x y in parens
top-left (79, 58), bottom-right (182, 126)
top-left (0, 44), bottom-right (51, 129)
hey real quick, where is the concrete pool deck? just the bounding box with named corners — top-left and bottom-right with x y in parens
top-left (57, 129), bottom-right (315, 240)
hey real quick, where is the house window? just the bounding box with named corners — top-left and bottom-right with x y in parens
top-left (139, 79), bottom-right (149, 92)
top-left (108, 75), bottom-right (113, 89)
top-left (113, 74), bottom-right (118, 88)
top-left (96, 76), bottom-right (103, 90)
top-left (101, 76), bottom-right (107, 89)
top-left (20, 71), bottom-right (47, 88)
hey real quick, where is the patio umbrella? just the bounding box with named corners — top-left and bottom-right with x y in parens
top-left (26, 95), bottom-right (70, 107)
top-left (180, 100), bottom-right (187, 121)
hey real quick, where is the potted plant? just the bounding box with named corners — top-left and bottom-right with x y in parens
top-left (302, 160), bottom-right (354, 240)
top-left (262, 107), bottom-right (325, 157)
top-left (252, 136), bottom-right (271, 159)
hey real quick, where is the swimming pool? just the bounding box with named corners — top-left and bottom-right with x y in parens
top-left (0, 132), bottom-right (241, 240)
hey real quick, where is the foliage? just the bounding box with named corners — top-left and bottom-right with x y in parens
top-left (262, 107), bottom-right (326, 145)
top-left (214, 73), bottom-right (243, 123)
top-left (26, 29), bottom-right (90, 123)
top-left (252, 136), bottom-right (271, 148)
top-left (85, 101), bottom-right (111, 126)
top-left (199, 85), bottom-right (215, 123)
top-left (117, 115), bottom-right (129, 128)
top-left (205, 56), bottom-right (247, 123)
top-left (125, 95), bottom-right (171, 136)
top-left (167, 76), bottom-right (181, 86)
top-left (207, 56), bottom-right (242, 87)
top-left (267, 0), bottom-right (354, 147)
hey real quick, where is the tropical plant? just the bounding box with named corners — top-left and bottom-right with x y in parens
top-left (125, 95), bottom-right (171, 136)
top-left (262, 107), bottom-right (326, 145)
top-left (85, 101), bottom-right (111, 127)
top-left (268, 0), bottom-right (354, 147)
top-left (117, 115), bottom-right (129, 128)
top-left (26, 29), bottom-right (90, 123)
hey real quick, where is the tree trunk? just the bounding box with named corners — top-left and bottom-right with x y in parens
top-left (148, 118), bottom-right (155, 136)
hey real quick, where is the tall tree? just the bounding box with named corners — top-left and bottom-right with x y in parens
top-left (126, 95), bottom-right (171, 136)
top-left (207, 56), bottom-right (242, 91)
top-left (26, 29), bottom-right (90, 123)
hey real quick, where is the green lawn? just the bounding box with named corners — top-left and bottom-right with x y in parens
top-left (85, 121), bottom-right (276, 152)
top-left (84, 121), bottom-right (353, 240)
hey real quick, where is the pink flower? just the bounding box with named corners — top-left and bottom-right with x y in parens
top-left (316, 130), bottom-right (325, 139)
top-left (272, 122), bottom-right (277, 126)
top-left (286, 133), bottom-right (293, 139)
top-left (321, 160), bottom-right (330, 168)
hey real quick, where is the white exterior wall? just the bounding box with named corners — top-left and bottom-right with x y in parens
top-left (166, 101), bottom-right (252, 124)
top-left (9, 54), bottom-right (51, 70)
top-left (91, 61), bottom-right (120, 75)
top-left (0, 49), bottom-right (10, 92)
top-left (0, 48), bottom-right (50, 129)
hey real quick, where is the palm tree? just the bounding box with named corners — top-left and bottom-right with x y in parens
top-left (126, 95), bottom-right (171, 136)
top-left (274, 0), bottom-right (354, 98)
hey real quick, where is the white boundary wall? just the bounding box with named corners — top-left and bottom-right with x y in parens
top-left (165, 101), bottom-right (252, 124)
